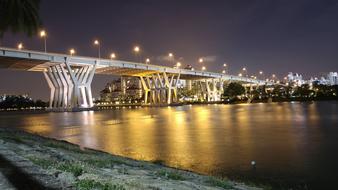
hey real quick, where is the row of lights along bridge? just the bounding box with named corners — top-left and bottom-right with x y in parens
top-left (14, 29), bottom-right (279, 82)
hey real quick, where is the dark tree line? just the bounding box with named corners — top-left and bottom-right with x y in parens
top-left (0, 95), bottom-right (46, 109)
top-left (223, 82), bottom-right (338, 102)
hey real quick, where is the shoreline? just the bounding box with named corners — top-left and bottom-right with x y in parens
top-left (0, 128), bottom-right (262, 190)
top-left (1, 98), bottom-right (337, 112)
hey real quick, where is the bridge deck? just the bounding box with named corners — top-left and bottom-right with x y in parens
top-left (0, 47), bottom-right (267, 83)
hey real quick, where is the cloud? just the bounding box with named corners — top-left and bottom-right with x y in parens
top-left (200, 55), bottom-right (218, 62)
top-left (154, 55), bottom-right (184, 63)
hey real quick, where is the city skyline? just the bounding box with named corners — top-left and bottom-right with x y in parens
top-left (1, 0), bottom-right (338, 100)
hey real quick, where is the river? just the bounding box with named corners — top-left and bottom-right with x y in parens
top-left (1, 101), bottom-right (338, 189)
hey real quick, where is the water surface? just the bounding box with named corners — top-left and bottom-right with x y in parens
top-left (1, 102), bottom-right (338, 189)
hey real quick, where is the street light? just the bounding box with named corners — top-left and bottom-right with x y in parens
top-left (69, 48), bottom-right (75, 56)
top-left (199, 58), bottom-right (204, 63)
top-left (133, 46), bottom-right (140, 62)
top-left (168, 53), bottom-right (174, 65)
top-left (39, 30), bottom-right (47, 52)
top-left (202, 66), bottom-right (206, 71)
top-left (93, 40), bottom-right (101, 59)
top-left (110, 53), bottom-right (116, 59)
top-left (223, 63), bottom-right (228, 74)
top-left (134, 46), bottom-right (140, 53)
top-left (176, 62), bottom-right (181, 68)
top-left (17, 43), bottom-right (23, 50)
top-left (146, 58), bottom-right (150, 64)
top-left (238, 73), bottom-right (242, 77)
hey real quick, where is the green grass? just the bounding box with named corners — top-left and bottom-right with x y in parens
top-left (44, 141), bottom-right (88, 154)
top-left (0, 135), bottom-right (25, 143)
top-left (75, 179), bottom-right (126, 190)
top-left (205, 177), bottom-right (232, 189)
top-left (157, 170), bottom-right (186, 180)
top-left (57, 162), bottom-right (84, 177)
top-left (26, 156), bottom-right (57, 169)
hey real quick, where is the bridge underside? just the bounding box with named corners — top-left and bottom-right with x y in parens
top-left (0, 49), bottom-right (269, 110)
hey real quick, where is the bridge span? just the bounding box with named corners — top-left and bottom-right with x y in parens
top-left (0, 47), bottom-right (271, 110)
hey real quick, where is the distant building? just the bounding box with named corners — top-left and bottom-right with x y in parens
top-left (100, 77), bottom-right (142, 102)
top-left (287, 72), bottom-right (305, 86)
top-left (327, 72), bottom-right (338, 85)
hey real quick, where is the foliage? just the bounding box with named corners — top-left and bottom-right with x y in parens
top-left (292, 84), bottom-right (315, 98)
top-left (75, 179), bottom-right (126, 190)
top-left (206, 177), bottom-right (232, 189)
top-left (178, 85), bottom-right (198, 99)
top-left (157, 170), bottom-right (186, 180)
top-left (0, 0), bottom-right (42, 37)
top-left (0, 95), bottom-right (47, 109)
top-left (224, 82), bottom-right (245, 98)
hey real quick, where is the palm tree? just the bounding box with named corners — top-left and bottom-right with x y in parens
top-left (0, 0), bottom-right (42, 37)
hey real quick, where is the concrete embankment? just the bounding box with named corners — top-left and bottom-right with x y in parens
top-left (0, 128), bottom-right (261, 190)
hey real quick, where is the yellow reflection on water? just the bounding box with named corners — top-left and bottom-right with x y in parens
top-left (5, 102), bottom-right (331, 178)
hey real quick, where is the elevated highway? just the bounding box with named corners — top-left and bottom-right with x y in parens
top-left (0, 47), bottom-right (272, 110)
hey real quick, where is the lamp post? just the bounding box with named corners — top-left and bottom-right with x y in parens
top-left (223, 63), bottom-right (227, 74)
top-left (133, 46), bottom-right (140, 62)
top-left (39, 30), bottom-right (47, 52)
top-left (168, 53), bottom-right (174, 66)
top-left (17, 43), bottom-right (23, 50)
top-left (69, 48), bottom-right (75, 56)
top-left (94, 40), bottom-right (101, 59)
top-left (176, 62), bottom-right (181, 68)
top-left (110, 53), bottom-right (116, 60)
top-left (242, 67), bottom-right (247, 77)
top-left (259, 71), bottom-right (264, 80)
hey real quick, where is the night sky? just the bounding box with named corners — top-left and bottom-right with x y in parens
top-left (1, 0), bottom-right (338, 100)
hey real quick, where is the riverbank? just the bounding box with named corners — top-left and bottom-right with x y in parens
top-left (0, 128), bottom-right (261, 190)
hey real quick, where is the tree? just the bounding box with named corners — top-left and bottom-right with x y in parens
top-left (293, 84), bottom-right (314, 98)
top-left (224, 82), bottom-right (245, 99)
top-left (0, 0), bottom-right (42, 37)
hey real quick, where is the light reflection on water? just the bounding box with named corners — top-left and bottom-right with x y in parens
top-left (1, 101), bottom-right (338, 188)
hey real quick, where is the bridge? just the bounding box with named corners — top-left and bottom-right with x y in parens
top-left (0, 47), bottom-right (272, 110)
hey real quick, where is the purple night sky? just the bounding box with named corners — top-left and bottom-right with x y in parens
top-left (1, 0), bottom-right (338, 100)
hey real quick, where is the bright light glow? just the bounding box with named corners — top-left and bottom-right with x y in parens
top-left (17, 43), bottom-right (23, 50)
top-left (199, 58), bottom-right (204, 63)
top-left (146, 58), bottom-right (150, 63)
top-left (272, 74), bottom-right (276, 78)
top-left (259, 71), bottom-right (263, 75)
top-left (134, 46), bottom-right (140, 53)
top-left (284, 77), bottom-right (287, 80)
top-left (191, 68), bottom-right (195, 71)
top-left (110, 53), bottom-right (116, 59)
top-left (40, 30), bottom-right (46, 37)
top-left (238, 73), bottom-right (242, 77)
top-left (69, 48), bottom-right (75, 55)
top-left (223, 63), bottom-right (227, 67)
top-left (242, 67), bottom-right (246, 71)
top-left (94, 40), bottom-right (99, 45)
top-left (222, 70), bottom-right (226, 73)
top-left (202, 66), bottom-right (206, 71)
top-left (168, 53), bottom-right (173, 57)
top-left (176, 62), bottom-right (181, 67)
